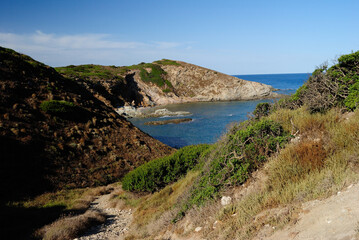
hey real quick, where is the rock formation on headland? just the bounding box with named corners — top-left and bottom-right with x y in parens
top-left (56, 59), bottom-right (277, 111)
top-left (150, 61), bottom-right (276, 105)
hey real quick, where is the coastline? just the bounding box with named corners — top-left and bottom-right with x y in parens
top-left (116, 91), bottom-right (282, 118)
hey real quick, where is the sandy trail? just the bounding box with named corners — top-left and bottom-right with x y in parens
top-left (76, 189), bottom-right (132, 240)
top-left (261, 182), bottom-right (359, 240)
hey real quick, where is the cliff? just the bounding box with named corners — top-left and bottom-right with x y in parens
top-left (142, 60), bottom-right (276, 105)
top-left (56, 60), bottom-right (276, 109)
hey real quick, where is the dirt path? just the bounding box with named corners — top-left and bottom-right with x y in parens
top-left (261, 183), bottom-right (359, 240)
top-left (76, 189), bottom-right (132, 240)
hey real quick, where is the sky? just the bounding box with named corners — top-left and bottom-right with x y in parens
top-left (0, 0), bottom-right (358, 74)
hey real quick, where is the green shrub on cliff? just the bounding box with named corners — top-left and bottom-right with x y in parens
top-left (122, 144), bottom-right (211, 192)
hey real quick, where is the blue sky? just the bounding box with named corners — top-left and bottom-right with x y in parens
top-left (0, 0), bottom-right (358, 74)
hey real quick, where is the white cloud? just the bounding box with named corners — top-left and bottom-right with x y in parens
top-left (0, 31), bottom-right (192, 66)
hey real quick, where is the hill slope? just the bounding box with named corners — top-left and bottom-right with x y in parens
top-left (0, 47), bottom-right (173, 200)
top-left (110, 51), bottom-right (359, 240)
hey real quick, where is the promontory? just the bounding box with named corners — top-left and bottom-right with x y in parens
top-left (56, 59), bottom-right (277, 110)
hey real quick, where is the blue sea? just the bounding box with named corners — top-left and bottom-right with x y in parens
top-left (129, 73), bottom-right (310, 148)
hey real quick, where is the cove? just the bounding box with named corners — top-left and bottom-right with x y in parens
top-left (129, 73), bottom-right (310, 148)
top-left (129, 99), bottom-right (273, 148)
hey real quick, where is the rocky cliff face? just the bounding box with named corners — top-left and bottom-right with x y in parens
top-left (135, 61), bottom-right (275, 106)
top-left (0, 47), bottom-right (173, 200)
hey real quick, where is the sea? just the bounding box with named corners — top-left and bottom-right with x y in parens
top-left (129, 73), bottom-right (310, 148)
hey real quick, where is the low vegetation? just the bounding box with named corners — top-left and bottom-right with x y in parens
top-left (122, 144), bottom-right (211, 192)
top-left (279, 51), bottom-right (359, 112)
top-left (119, 51), bottom-right (359, 239)
top-left (40, 99), bottom-right (89, 121)
top-left (56, 60), bottom-right (178, 91)
top-left (40, 100), bottom-right (76, 114)
top-left (139, 63), bottom-right (172, 88)
top-left (35, 210), bottom-right (105, 240)
top-left (213, 107), bottom-right (359, 239)
top-left (153, 59), bottom-right (180, 66)
top-left (5, 186), bottom-right (113, 240)
top-left (10, 186), bottom-right (113, 210)
top-left (55, 64), bottom-right (121, 80)
top-left (175, 119), bottom-right (290, 221)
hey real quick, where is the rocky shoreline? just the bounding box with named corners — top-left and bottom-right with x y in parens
top-left (116, 106), bottom-right (191, 118)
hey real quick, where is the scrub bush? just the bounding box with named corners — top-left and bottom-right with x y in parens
top-left (122, 144), bottom-right (211, 192)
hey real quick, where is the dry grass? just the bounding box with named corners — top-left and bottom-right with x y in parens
top-left (6, 185), bottom-right (113, 239)
top-left (118, 171), bottom-right (200, 239)
top-left (117, 107), bottom-right (359, 240)
top-left (202, 107), bottom-right (359, 240)
top-left (10, 185), bottom-right (113, 211)
top-left (35, 210), bottom-right (106, 240)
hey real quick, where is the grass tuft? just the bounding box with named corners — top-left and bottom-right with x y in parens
top-left (35, 210), bottom-right (105, 240)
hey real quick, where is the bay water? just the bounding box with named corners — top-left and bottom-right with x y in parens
top-left (129, 73), bottom-right (310, 148)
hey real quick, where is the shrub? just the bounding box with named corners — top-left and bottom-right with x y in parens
top-left (279, 51), bottom-right (359, 112)
top-left (122, 144), bottom-right (211, 192)
top-left (40, 100), bottom-right (89, 121)
top-left (40, 100), bottom-right (77, 114)
top-left (175, 119), bottom-right (290, 220)
top-left (139, 64), bottom-right (168, 87)
top-left (253, 102), bottom-right (272, 119)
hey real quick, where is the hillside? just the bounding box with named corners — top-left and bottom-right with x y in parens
top-left (0, 47), bottom-right (174, 201)
top-left (56, 59), bottom-right (276, 109)
top-left (93, 51), bottom-right (359, 240)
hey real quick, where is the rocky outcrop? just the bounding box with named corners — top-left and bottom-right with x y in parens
top-left (135, 61), bottom-right (276, 106)
top-left (116, 106), bottom-right (191, 118)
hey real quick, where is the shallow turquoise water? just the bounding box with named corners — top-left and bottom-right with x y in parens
top-left (129, 73), bottom-right (310, 148)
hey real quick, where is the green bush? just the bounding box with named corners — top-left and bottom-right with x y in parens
top-left (139, 64), bottom-right (168, 87)
top-left (40, 100), bottom-right (77, 114)
top-left (175, 119), bottom-right (290, 221)
top-left (40, 100), bottom-right (89, 121)
top-left (253, 102), bottom-right (272, 119)
top-left (280, 51), bottom-right (359, 112)
top-left (122, 144), bottom-right (211, 192)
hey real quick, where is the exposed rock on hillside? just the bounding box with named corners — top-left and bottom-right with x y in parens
top-left (0, 47), bottom-right (173, 200)
top-left (151, 61), bottom-right (276, 105)
top-left (56, 60), bottom-right (276, 109)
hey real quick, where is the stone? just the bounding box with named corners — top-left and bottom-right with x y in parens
top-left (195, 227), bottom-right (202, 232)
top-left (221, 196), bottom-right (232, 206)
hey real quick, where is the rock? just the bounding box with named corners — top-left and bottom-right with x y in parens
top-left (116, 107), bottom-right (191, 118)
top-left (127, 61), bottom-right (277, 107)
top-left (195, 227), bottom-right (202, 232)
top-left (221, 196), bottom-right (232, 206)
